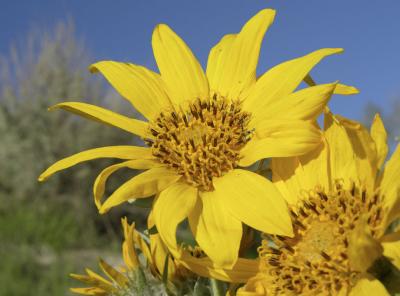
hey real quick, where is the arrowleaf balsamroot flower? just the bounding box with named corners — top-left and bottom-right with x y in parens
top-left (236, 112), bottom-right (400, 295)
top-left (70, 219), bottom-right (142, 295)
top-left (39, 9), bottom-right (357, 268)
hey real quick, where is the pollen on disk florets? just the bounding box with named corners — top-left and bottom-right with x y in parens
top-left (259, 181), bottom-right (385, 295)
top-left (146, 94), bottom-right (252, 191)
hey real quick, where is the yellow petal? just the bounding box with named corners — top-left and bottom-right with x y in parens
top-left (89, 61), bottom-right (171, 120)
top-left (236, 273), bottom-right (270, 296)
top-left (243, 48), bottom-right (343, 114)
top-left (146, 212), bottom-right (175, 278)
top-left (333, 83), bottom-right (360, 95)
top-left (371, 113), bottom-right (388, 170)
top-left (212, 9), bottom-right (276, 100)
top-left (146, 211), bottom-right (173, 278)
top-left (84, 269), bottom-right (115, 287)
top-left (98, 259), bottom-right (127, 286)
top-left (150, 233), bottom-right (176, 279)
top-left (70, 287), bottom-right (108, 295)
top-left (179, 251), bottom-right (259, 283)
top-left (303, 74), bottom-right (360, 95)
top-left (70, 272), bottom-right (113, 288)
top-left (334, 114), bottom-right (377, 189)
top-left (240, 120), bottom-right (322, 166)
top-left (99, 167), bottom-right (181, 213)
top-left (153, 182), bottom-right (198, 258)
top-left (349, 275), bottom-right (389, 296)
top-left (49, 102), bottom-right (149, 138)
top-left (39, 146), bottom-right (154, 181)
top-left (125, 217), bottom-right (154, 269)
top-left (213, 169), bottom-right (292, 236)
top-left (380, 144), bottom-right (400, 227)
top-left (272, 140), bottom-right (330, 205)
top-left (382, 236), bottom-right (400, 270)
top-left (249, 83), bottom-right (337, 124)
top-left (188, 190), bottom-right (242, 269)
top-left (323, 112), bottom-right (358, 187)
top-left (152, 24), bottom-right (209, 105)
top-left (206, 34), bottom-right (236, 93)
top-left (93, 159), bottom-right (161, 210)
top-left (120, 218), bottom-right (140, 270)
top-left (348, 218), bottom-right (383, 272)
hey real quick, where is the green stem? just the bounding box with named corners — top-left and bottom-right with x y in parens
top-left (210, 278), bottom-right (225, 296)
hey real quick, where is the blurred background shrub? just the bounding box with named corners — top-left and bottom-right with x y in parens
top-left (0, 21), bottom-right (149, 296)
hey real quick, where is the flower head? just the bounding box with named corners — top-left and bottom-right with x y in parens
top-left (237, 112), bottom-right (400, 295)
top-left (39, 9), bottom-right (357, 268)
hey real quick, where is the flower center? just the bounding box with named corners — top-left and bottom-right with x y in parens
top-left (147, 95), bottom-right (252, 191)
top-left (259, 182), bottom-right (385, 295)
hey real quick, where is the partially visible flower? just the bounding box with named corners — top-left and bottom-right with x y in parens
top-left (70, 258), bottom-right (131, 296)
top-left (236, 112), bottom-right (400, 295)
top-left (39, 8), bottom-right (358, 268)
top-left (70, 218), bottom-right (151, 295)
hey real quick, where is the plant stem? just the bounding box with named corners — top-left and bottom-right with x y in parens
top-left (210, 278), bottom-right (225, 296)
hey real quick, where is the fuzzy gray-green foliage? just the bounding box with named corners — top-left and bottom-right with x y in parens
top-left (0, 21), bottom-right (145, 296)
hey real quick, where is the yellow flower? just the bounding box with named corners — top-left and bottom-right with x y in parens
top-left (236, 112), bottom-right (400, 295)
top-left (70, 218), bottom-right (141, 295)
top-left (39, 9), bottom-right (357, 268)
top-left (70, 258), bottom-right (129, 296)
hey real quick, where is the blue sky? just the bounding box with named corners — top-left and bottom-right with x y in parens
top-left (1, 0), bottom-right (399, 120)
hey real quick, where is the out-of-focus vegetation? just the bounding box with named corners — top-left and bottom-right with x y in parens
top-left (0, 22), bottom-right (148, 296)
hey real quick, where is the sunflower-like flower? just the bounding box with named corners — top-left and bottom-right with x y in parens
top-left (71, 217), bottom-right (190, 295)
top-left (70, 218), bottom-right (142, 295)
top-left (236, 112), bottom-right (400, 295)
top-left (39, 9), bottom-right (357, 268)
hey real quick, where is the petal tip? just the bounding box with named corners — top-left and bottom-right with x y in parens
top-left (88, 62), bottom-right (100, 74)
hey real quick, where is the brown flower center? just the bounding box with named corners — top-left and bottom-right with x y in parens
top-left (259, 182), bottom-right (385, 295)
top-left (147, 95), bottom-right (252, 191)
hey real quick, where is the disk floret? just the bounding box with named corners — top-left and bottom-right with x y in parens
top-left (259, 181), bottom-right (385, 295)
top-left (147, 95), bottom-right (252, 191)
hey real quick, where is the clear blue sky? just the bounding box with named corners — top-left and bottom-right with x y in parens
top-left (1, 0), bottom-right (399, 120)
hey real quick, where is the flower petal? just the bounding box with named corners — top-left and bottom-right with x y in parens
top-left (49, 102), bottom-right (149, 138)
top-left (380, 144), bottom-right (400, 227)
top-left (243, 48), bottom-right (343, 114)
top-left (93, 159), bottom-right (161, 210)
top-left (152, 24), bottom-right (209, 105)
top-left (98, 259), bottom-right (127, 286)
top-left (188, 190), bottom-right (242, 269)
top-left (334, 114), bottom-right (377, 189)
top-left (303, 74), bottom-right (360, 95)
top-left (239, 120), bottom-right (322, 166)
top-left (271, 140), bottom-right (330, 205)
top-left (39, 146), bottom-right (154, 181)
top-left (89, 61), bottom-right (171, 120)
top-left (99, 167), bottom-right (181, 213)
top-left (70, 287), bottom-right (109, 295)
top-left (323, 112), bottom-right (359, 187)
top-left (153, 182), bottom-right (197, 258)
top-left (211, 9), bottom-right (276, 100)
top-left (382, 238), bottom-right (400, 270)
top-left (236, 273), bottom-right (270, 296)
top-left (179, 251), bottom-right (259, 283)
top-left (213, 169), bottom-right (292, 236)
top-left (120, 218), bottom-right (140, 270)
top-left (348, 218), bottom-right (382, 272)
top-left (371, 114), bottom-right (388, 170)
top-left (249, 82), bottom-right (337, 124)
top-left (349, 275), bottom-right (389, 296)
top-left (206, 34), bottom-right (236, 93)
